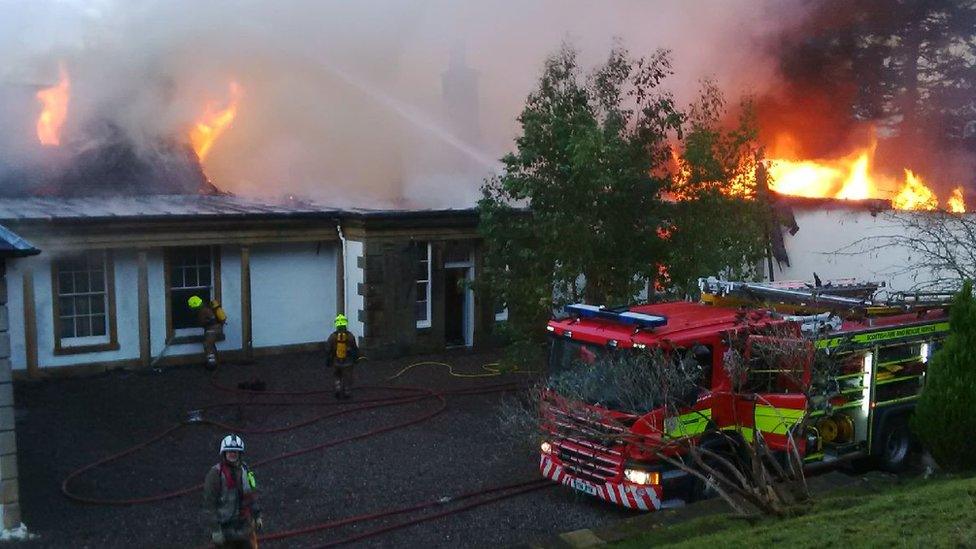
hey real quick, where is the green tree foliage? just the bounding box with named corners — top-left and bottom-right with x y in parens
top-left (665, 82), bottom-right (769, 296)
top-left (479, 44), bottom-right (682, 340)
top-left (911, 280), bottom-right (976, 470)
top-left (480, 45), bottom-right (770, 342)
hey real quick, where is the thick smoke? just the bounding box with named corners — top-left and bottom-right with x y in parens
top-left (0, 0), bottom-right (808, 207)
top-left (758, 0), bottom-right (976, 196)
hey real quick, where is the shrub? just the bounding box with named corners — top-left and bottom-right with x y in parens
top-left (911, 280), bottom-right (976, 471)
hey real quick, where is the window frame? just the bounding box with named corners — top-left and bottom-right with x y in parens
top-left (415, 241), bottom-right (432, 329)
top-left (51, 250), bottom-right (119, 355)
top-left (164, 246), bottom-right (221, 343)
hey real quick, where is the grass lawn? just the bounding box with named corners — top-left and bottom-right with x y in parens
top-left (613, 474), bottom-right (976, 548)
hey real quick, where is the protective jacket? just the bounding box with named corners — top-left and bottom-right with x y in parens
top-left (198, 305), bottom-right (221, 330)
top-left (325, 330), bottom-right (359, 368)
top-left (203, 461), bottom-right (261, 538)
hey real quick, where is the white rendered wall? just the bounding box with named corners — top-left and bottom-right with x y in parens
top-left (344, 239), bottom-right (365, 339)
top-left (250, 242), bottom-right (337, 348)
top-left (770, 208), bottom-right (956, 292)
top-left (7, 251), bottom-right (141, 370)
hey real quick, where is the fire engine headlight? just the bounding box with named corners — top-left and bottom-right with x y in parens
top-left (540, 441), bottom-right (553, 455)
top-left (624, 468), bottom-right (660, 486)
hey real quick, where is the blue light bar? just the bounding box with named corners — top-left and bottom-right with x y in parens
top-left (565, 303), bottom-right (667, 329)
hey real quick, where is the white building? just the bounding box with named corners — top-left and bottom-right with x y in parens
top-left (767, 197), bottom-right (964, 292)
top-left (0, 195), bottom-right (494, 378)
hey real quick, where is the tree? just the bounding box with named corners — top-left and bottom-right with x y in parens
top-left (480, 44), bottom-right (771, 344)
top-left (912, 280), bottom-right (976, 471)
top-left (665, 82), bottom-right (770, 296)
top-left (800, 0), bottom-right (976, 150)
top-left (480, 44), bottom-right (681, 335)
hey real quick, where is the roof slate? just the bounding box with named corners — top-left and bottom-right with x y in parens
top-left (0, 194), bottom-right (478, 223)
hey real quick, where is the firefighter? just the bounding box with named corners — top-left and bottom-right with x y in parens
top-left (204, 434), bottom-right (263, 548)
top-left (326, 314), bottom-right (359, 399)
top-left (188, 295), bottom-right (224, 370)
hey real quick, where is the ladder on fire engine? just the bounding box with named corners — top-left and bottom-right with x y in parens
top-left (698, 276), bottom-right (955, 318)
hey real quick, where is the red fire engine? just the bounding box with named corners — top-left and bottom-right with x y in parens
top-left (539, 277), bottom-right (952, 510)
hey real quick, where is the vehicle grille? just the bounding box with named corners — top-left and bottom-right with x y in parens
top-left (548, 407), bottom-right (626, 482)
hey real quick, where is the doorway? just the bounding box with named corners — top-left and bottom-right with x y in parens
top-left (444, 258), bottom-right (474, 348)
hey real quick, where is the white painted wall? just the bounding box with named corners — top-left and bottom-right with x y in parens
top-left (344, 239), bottom-right (365, 339)
top-left (770, 207), bottom-right (957, 292)
top-left (6, 241), bottom-right (332, 370)
top-left (7, 251), bottom-right (141, 370)
top-left (250, 242), bottom-right (337, 348)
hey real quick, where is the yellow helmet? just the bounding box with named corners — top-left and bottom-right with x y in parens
top-left (334, 314), bottom-right (348, 328)
top-left (187, 295), bottom-right (204, 309)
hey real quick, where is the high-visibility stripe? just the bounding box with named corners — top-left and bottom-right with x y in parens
top-left (665, 409), bottom-right (713, 438)
top-left (724, 425), bottom-right (755, 442)
top-left (754, 405), bottom-right (805, 435)
top-left (815, 322), bottom-right (949, 349)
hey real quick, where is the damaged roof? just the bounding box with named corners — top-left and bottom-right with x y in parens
top-left (0, 195), bottom-right (342, 221)
top-left (0, 194), bottom-right (479, 223)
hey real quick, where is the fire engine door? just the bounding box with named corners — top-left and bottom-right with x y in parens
top-left (741, 336), bottom-right (813, 452)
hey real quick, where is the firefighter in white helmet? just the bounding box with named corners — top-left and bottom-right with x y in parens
top-left (203, 434), bottom-right (263, 548)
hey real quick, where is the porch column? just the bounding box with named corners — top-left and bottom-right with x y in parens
top-left (240, 245), bottom-right (252, 359)
top-left (137, 250), bottom-right (150, 368)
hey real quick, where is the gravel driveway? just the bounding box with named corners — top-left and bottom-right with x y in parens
top-left (14, 350), bottom-right (635, 548)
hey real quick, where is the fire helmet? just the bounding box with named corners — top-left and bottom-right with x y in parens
top-left (188, 295), bottom-right (204, 309)
top-left (219, 434), bottom-right (245, 455)
top-left (334, 314), bottom-right (348, 328)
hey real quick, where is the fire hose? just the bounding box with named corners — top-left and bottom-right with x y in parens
top-left (60, 363), bottom-right (543, 546)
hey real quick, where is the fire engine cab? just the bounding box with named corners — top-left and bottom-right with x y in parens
top-left (539, 277), bottom-right (952, 511)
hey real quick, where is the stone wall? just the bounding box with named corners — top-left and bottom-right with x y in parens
top-left (0, 259), bottom-right (21, 528)
top-left (358, 237), bottom-right (493, 358)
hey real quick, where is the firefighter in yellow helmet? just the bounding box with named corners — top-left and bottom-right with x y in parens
top-left (326, 314), bottom-right (359, 399)
top-left (188, 295), bottom-right (226, 371)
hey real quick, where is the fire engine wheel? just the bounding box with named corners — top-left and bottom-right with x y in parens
top-left (879, 421), bottom-right (913, 473)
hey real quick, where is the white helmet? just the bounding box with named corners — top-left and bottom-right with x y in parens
top-left (219, 434), bottom-right (245, 455)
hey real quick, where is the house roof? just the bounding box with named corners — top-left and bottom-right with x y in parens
top-left (0, 224), bottom-right (39, 257)
top-left (0, 194), bottom-right (480, 223)
top-left (0, 195), bottom-right (344, 222)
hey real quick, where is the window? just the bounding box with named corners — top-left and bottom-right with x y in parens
top-left (52, 251), bottom-right (117, 353)
top-left (166, 246), bottom-right (219, 335)
top-left (413, 242), bottom-right (431, 328)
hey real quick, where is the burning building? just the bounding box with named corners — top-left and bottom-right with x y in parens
top-left (0, 196), bottom-right (496, 377)
top-left (0, 62), bottom-right (503, 379)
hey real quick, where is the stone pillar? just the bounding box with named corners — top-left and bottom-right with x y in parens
top-left (0, 259), bottom-right (21, 528)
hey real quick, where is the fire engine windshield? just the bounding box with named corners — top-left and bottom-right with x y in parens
top-left (547, 337), bottom-right (703, 413)
top-left (548, 337), bottom-right (610, 376)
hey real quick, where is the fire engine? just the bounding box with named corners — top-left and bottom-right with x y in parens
top-left (539, 277), bottom-right (953, 510)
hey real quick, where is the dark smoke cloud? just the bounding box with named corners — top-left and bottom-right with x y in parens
top-left (758, 0), bottom-right (976, 195)
top-left (1, 0), bottom-right (809, 207)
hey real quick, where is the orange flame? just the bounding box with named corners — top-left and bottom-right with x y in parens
top-left (765, 133), bottom-right (964, 212)
top-left (892, 170), bottom-right (938, 211)
top-left (189, 82), bottom-right (242, 161)
top-left (36, 64), bottom-right (70, 146)
top-left (948, 186), bottom-right (966, 213)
